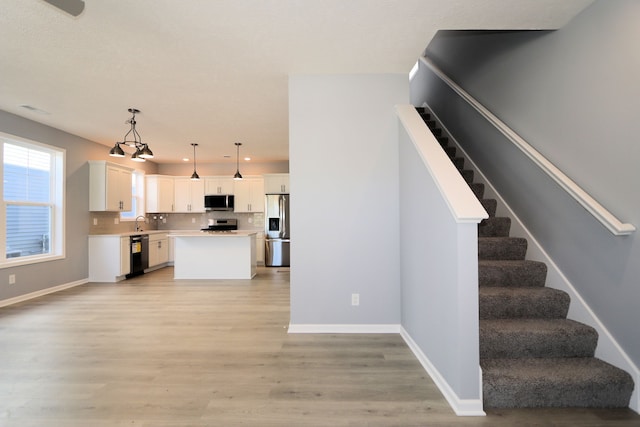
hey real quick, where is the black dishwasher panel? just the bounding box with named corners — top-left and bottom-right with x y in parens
top-left (127, 234), bottom-right (149, 278)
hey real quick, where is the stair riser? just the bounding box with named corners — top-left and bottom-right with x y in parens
top-left (479, 291), bottom-right (569, 319)
top-left (480, 199), bottom-right (497, 217)
top-left (479, 261), bottom-right (547, 287)
top-left (481, 358), bottom-right (635, 409)
top-left (480, 323), bottom-right (598, 359)
top-left (484, 381), bottom-right (634, 409)
top-left (478, 217), bottom-right (511, 237)
top-left (469, 183), bottom-right (484, 199)
top-left (479, 238), bottom-right (527, 260)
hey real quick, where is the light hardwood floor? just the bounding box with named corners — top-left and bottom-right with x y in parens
top-left (1, 267), bottom-right (638, 426)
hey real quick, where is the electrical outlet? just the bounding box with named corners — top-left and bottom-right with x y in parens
top-left (93, 218), bottom-right (98, 226)
top-left (114, 218), bottom-right (119, 225)
top-left (9, 274), bottom-right (16, 285)
top-left (351, 293), bottom-right (360, 306)
top-left (162, 218), bottom-right (166, 223)
top-left (192, 218), bottom-right (196, 223)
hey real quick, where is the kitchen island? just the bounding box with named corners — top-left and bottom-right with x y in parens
top-left (170, 231), bottom-right (257, 279)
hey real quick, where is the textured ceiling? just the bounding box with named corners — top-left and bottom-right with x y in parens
top-left (0, 0), bottom-right (592, 164)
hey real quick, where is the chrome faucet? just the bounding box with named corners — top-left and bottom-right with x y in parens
top-left (135, 215), bottom-right (146, 232)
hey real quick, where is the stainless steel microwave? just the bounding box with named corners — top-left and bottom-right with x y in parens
top-left (204, 194), bottom-right (234, 211)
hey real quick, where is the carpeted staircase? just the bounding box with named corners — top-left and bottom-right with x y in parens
top-left (416, 107), bottom-right (635, 409)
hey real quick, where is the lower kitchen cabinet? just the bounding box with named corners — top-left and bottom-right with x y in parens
top-left (148, 233), bottom-right (169, 268)
top-left (89, 235), bottom-right (130, 282)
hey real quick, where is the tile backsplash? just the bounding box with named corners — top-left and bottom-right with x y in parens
top-left (89, 211), bottom-right (263, 234)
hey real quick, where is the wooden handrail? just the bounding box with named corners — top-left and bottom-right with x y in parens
top-left (420, 56), bottom-right (635, 236)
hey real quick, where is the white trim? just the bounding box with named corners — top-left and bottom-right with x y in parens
top-left (287, 324), bottom-right (401, 334)
top-left (395, 104), bottom-right (487, 224)
top-left (429, 108), bottom-right (640, 413)
top-left (0, 278), bottom-right (88, 308)
top-left (420, 56), bottom-right (635, 236)
top-left (400, 326), bottom-right (485, 416)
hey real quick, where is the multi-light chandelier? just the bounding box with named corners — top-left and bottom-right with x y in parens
top-left (109, 108), bottom-right (154, 162)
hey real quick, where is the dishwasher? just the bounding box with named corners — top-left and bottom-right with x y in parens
top-left (127, 234), bottom-right (149, 278)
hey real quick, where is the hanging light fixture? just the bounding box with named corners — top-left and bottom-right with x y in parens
top-left (233, 142), bottom-right (243, 180)
top-left (109, 108), bottom-right (154, 162)
top-left (190, 143), bottom-right (200, 180)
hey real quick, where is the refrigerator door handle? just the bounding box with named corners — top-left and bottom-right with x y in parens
top-left (280, 195), bottom-right (287, 239)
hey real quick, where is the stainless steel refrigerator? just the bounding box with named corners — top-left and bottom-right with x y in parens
top-left (265, 194), bottom-right (290, 267)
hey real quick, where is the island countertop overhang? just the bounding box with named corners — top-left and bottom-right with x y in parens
top-left (169, 231), bottom-right (258, 238)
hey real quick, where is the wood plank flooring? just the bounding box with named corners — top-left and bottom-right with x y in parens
top-left (1, 267), bottom-right (638, 426)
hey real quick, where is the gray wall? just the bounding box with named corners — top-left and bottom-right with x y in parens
top-left (412, 0), bottom-right (640, 366)
top-left (0, 109), bottom-right (158, 301)
top-left (289, 74), bottom-right (407, 326)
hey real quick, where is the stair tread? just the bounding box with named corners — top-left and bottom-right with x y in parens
top-left (482, 358), bottom-right (634, 408)
top-left (480, 318), bottom-right (595, 334)
top-left (479, 286), bottom-right (567, 299)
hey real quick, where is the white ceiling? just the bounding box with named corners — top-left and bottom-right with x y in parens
top-left (0, 0), bottom-right (592, 164)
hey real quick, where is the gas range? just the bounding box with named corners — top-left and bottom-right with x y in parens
top-left (200, 218), bottom-right (238, 232)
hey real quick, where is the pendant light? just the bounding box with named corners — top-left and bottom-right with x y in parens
top-left (190, 143), bottom-right (200, 180)
top-left (233, 142), bottom-right (243, 180)
top-left (109, 108), bottom-right (154, 161)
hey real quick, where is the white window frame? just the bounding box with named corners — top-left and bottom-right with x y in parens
top-left (120, 169), bottom-right (145, 221)
top-left (1, 132), bottom-right (65, 268)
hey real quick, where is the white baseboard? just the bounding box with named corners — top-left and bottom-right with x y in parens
top-left (400, 326), bottom-right (485, 416)
top-left (429, 107), bottom-right (640, 414)
top-left (287, 324), bottom-right (401, 334)
top-left (0, 278), bottom-right (89, 308)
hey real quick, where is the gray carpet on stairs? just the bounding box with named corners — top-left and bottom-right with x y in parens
top-left (417, 107), bottom-right (634, 409)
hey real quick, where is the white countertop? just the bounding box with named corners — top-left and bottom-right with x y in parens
top-left (89, 230), bottom-right (170, 237)
top-left (90, 229), bottom-right (261, 237)
top-left (170, 231), bottom-right (257, 237)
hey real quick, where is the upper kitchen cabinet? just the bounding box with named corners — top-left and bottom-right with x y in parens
top-left (205, 176), bottom-right (234, 195)
top-left (234, 177), bottom-right (264, 212)
top-left (263, 173), bottom-right (290, 194)
top-left (146, 175), bottom-right (175, 213)
top-left (173, 177), bottom-right (205, 213)
top-left (88, 161), bottom-right (133, 212)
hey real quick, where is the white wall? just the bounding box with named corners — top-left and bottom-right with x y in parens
top-left (288, 74), bottom-right (407, 328)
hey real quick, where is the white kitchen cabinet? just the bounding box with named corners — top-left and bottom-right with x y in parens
top-left (234, 177), bottom-right (264, 212)
top-left (146, 175), bottom-right (174, 213)
top-left (205, 176), bottom-right (234, 195)
top-left (173, 177), bottom-right (205, 213)
top-left (263, 173), bottom-right (289, 194)
top-left (148, 233), bottom-right (169, 268)
top-left (89, 161), bottom-right (133, 212)
top-left (89, 235), bottom-right (131, 282)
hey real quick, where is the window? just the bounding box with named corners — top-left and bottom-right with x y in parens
top-left (120, 170), bottom-right (145, 220)
top-left (1, 134), bottom-right (65, 267)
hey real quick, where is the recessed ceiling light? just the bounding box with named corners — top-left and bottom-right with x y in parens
top-left (244, 157), bottom-right (251, 161)
top-left (182, 157), bottom-right (189, 162)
